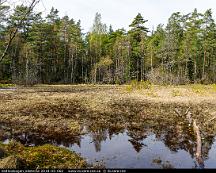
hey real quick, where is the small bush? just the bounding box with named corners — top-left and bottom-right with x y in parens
top-left (191, 84), bottom-right (205, 94)
top-left (128, 80), bottom-right (152, 91)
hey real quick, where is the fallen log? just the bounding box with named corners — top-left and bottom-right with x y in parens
top-left (193, 120), bottom-right (204, 168)
top-left (174, 108), bottom-right (204, 168)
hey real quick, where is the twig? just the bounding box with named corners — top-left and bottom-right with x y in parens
top-left (204, 114), bottom-right (216, 126)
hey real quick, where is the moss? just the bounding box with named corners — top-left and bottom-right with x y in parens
top-left (0, 141), bottom-right (87, 169)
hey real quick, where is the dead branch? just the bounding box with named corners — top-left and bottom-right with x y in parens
top-left (193, 120), bottom-right (204, 167)
top-left (185, 110), bottom-right (192, 126)
top-left (184, 107), bottom-right (191, 116)
top-left (174, 108), bottom-right (204, 168)
top-left (174, 108), bottom-right (182, 118)
top-left (0, 0), bottom-right (40, 63)
top-left (204, 112), bottom-right (216, 126)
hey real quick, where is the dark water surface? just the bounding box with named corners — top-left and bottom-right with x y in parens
top-left (58, 130), bottom-right (216, 169)
top-left (1, 107), bottom-right (216, 169)
top-left (66, 131), bottom-right (193, 168)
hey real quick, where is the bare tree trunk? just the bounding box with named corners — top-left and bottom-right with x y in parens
top-left (137, 59), bottom-right (139, 81)
top-left (194, 55), bottom-right (197, 82)
top-left (94, 67), bottom-right (97, 83)
top-left (63, 28), bottom-right (67, 83)
top-left (70, 53), bottom-right (74, 83)
top-left (25, 51), bottom-right (29, 86)
top-left (202, 49), bottom-right (206, 80)
top-left (141, 57), bottom-right (143, 81)
top-left (150, 45), bottom-right (153, 73)
top-left (81, 55), bottom-right (84, 83)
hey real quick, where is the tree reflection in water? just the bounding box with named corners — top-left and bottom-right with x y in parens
top-left (1, 101), bottom-right (216, 168)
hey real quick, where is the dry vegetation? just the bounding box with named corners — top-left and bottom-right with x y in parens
top-left (0, 84), bottom-right (216, 135)
top-left (0, 84), bottom-right (216, 168)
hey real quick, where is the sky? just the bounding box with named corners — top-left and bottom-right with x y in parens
top-left (35, 0), bottom-right (216, 33)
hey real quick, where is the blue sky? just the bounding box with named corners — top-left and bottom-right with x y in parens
top-left (36, 0), bottom-right (216, 33)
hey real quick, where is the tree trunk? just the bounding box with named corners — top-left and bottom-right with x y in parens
top-left (25, 51), bottom-right (29, 86)
top-left (202, 49), bottom-right (206, 80)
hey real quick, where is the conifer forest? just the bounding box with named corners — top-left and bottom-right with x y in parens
top-left (1, 1), bottom-right (216, 85)
top-left (1, 0), bottom-right (216, 170)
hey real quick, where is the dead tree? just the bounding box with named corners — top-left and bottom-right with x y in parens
top-left (174, 107), bottom-right (204, 168)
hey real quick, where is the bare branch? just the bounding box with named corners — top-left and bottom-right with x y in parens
top-left (0, 0), bottom-right (40, 62)
top-left (204, 113), bottom-right (216, 126)
top-left (0, 0), bottom-right (7, 6)
top-left (174, 108), bottom-right (182, 118)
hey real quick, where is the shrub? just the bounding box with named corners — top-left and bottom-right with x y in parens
top-left (126, 80), bottom-right (152, 92)
top-left (191, 84), bottom-right (206, 94)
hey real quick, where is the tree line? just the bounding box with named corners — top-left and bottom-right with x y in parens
top-left (1, 3), bottom-right (216, 85)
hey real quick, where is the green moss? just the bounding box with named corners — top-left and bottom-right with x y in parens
top-left (0, 141), bottom-right (87, 169)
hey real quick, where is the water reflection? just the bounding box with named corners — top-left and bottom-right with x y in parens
top-left (1, 104), bottom-right (216, 168)
top-left (70, 132), bottom-right (197, 168)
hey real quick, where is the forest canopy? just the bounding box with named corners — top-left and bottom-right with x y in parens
top-left (1, 3), bottom-right (216, 85)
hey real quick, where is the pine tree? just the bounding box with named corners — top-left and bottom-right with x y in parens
top-left (129, 13), bottom-right (149, 81)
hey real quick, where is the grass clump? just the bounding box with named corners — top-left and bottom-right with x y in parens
top-left (0, 140), bottom-right (87, 169)
top-left (126, 80), bottom-right (152, 92)
top-left (210, 84), bottom-right (216, 92)
top-left (146, 90), bottom-right (158, 97)
top-left (191, 84), bottom-right (206, 95)
top-left (171, 89), bottom-right (182, 97)
top-left (0, 84), bottom-right (15, 88)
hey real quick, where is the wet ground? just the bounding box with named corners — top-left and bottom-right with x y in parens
top-left (1, 119), bottom-right (216, 169)
top-left (1, 85), bottom-right (216, 169)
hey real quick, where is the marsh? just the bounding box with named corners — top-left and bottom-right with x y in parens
top-left (0, 84), bottom-right (216, 168)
